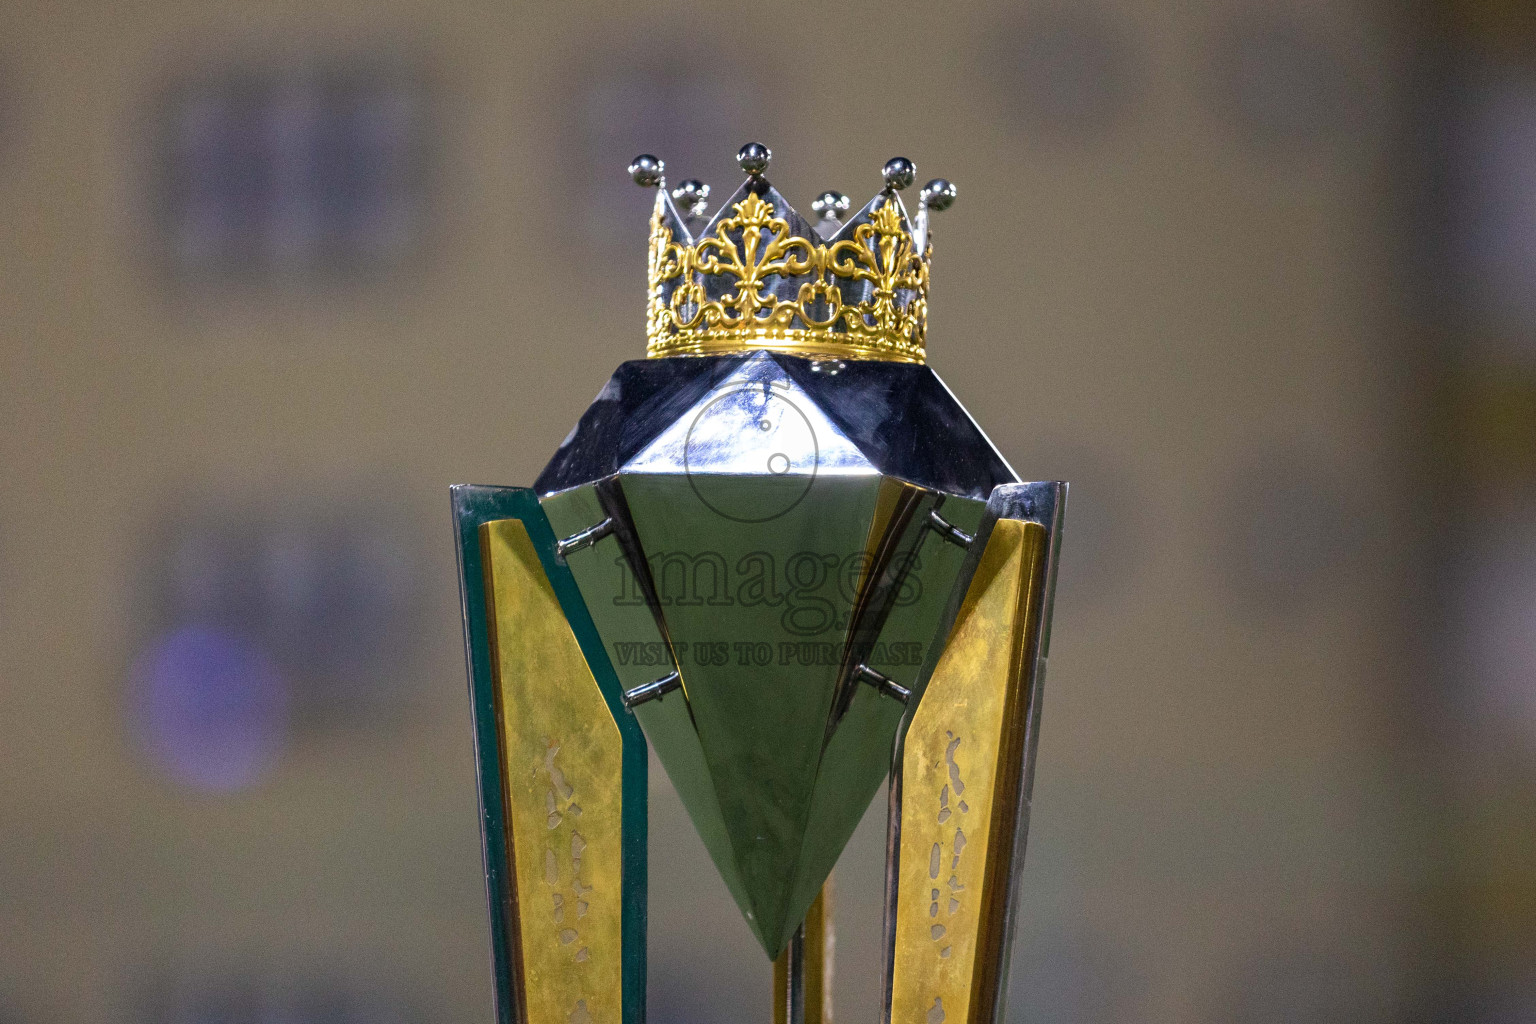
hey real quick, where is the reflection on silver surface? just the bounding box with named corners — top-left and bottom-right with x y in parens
top-left (537, 353), bottom-right (1017, 500)
top-left (626, 354), bottom-right (875, 480)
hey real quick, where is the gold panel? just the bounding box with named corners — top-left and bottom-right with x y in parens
top-left (889, 521), bottom-right (1047, 1024)
top-left (481, 520), bottom-right (625, 1024)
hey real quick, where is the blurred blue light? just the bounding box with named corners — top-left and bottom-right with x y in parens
top-left (132, 624), bottom-right (291, 791)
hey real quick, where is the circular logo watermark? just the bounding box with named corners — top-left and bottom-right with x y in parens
top-left (683, 384), bottom-right (820, 523)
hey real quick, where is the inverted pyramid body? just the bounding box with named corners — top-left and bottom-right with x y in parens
top-left (539, 351), bottom-right (1014, 956)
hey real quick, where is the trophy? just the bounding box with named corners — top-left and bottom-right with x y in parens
top-left (452, 143), bottom-right (1066, 1024)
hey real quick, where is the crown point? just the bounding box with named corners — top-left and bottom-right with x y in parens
top-left (882, 157), bottom-right (916, 191)
top-left (629, 154), bottom-right (664, 187)
top-left (737, 142), bottom-right (771, 176)
top-left (921, 178), bottom-right (957, 212)
top-left (811, 191), bottom-right (851, 218)
top-left (672, 179), bottom-right (711, 217)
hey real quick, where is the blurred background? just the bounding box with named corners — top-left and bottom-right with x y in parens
top-left (2, 0), bottom-right (1535, 1021)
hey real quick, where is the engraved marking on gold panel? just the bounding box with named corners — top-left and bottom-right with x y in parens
top-left (481, 520), bottom-right (624, 1024)
top-left (889, 521), bottom-right (1046, 1024)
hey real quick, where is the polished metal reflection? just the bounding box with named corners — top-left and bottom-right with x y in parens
top-left (531, 344), bottom-right (1026, 956)
top-left (556, 516), bottom-right (615, 560)
top-left (623, 354), bottom-right (877, 481)
top-left (774, 881), bottom-right (833, 1024)
top-left (535, 352), bottom-right (1017, 500)
top-left (620, 670), bottom-right (681, 709)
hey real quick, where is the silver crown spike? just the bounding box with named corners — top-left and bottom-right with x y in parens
top-left (627, 145), bottom-right (944, 359)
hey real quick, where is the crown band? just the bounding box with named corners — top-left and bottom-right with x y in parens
top-left (647, 326), bottom-right (925, 363)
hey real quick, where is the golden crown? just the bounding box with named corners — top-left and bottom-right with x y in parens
top-left (631, 143), bottom-right (956, 364)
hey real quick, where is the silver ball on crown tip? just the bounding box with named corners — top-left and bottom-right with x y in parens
top-left (921, 178), bottom-right (957, 211)
top-left (629, 154), bottom-right (664, 187)
top-left (737, 142), bottom-right (771, 176)
top-left (882, 157), bottom-right (916, 191)
top-left (811, 191), bottom-right (851, 218)
top-left (672, 179), bottom-right (711, 216)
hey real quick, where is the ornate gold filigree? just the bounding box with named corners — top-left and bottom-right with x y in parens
top-left (646, 190), bottom-right (930, 363)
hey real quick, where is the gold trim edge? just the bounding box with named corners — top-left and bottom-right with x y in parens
top-left (647, 327), bottom-right (925, 364)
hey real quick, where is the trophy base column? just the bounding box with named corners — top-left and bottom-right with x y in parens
top-left (774, 879), bottom-right (834, 1024)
